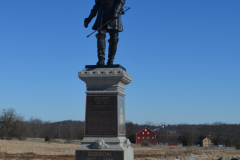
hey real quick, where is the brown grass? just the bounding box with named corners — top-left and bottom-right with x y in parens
top-left (132, 144), bottom-right (240, 160)
top-left (1, 139), bottom-right (240, 160)
top-left (0, 153), bottom-right (74, 160)
top-left (0, 139), bottom-right (79, 156)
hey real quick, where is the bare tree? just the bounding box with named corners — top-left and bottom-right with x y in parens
top-left (0, 108), bottom-right (25, 139)
top-left (43, 122), bottom-right (59, 140)
top-left (64, 124), bottom-right (74, 142)
top-left (75, 121), bottom-right (84, 140)
top-left (126, 121), bottom-right (139, 142)
top-left (27, 117), bottom-right (44, 138)
top-left (156, 128), bottom-right (168, 144)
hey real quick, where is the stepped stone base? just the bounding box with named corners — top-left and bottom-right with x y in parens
top-left (76, 66), bottom-right (134, 160)
top-left (76, 137), bottom-right (133, 160)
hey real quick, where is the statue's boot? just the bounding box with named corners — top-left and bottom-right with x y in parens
top-left (96, 33), bottom-right (106, 66)
top-left (107, 38), bottom-right (119, 65)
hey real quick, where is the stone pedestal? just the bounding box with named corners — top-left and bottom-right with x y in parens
top-left (76, 66), bottom-right (134, 160)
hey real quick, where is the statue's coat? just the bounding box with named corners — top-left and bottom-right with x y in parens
top-left (88, 0), bottom-right (125, 32)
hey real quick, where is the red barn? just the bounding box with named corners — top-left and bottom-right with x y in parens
top-left (136, 127), bottom-right (157, 145)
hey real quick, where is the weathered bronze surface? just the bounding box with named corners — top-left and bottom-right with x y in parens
top-left (85, 95), bottom-right (118, 136)
top-left (76, 150), bottom-right (123, 160)
top-left (84, 0), bottom-right (126, 66)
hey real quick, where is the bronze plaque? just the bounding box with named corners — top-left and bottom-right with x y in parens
top-left (85, 95), bottom-right (118, 136)
top-left (76, 150), bottom-right (123, 160)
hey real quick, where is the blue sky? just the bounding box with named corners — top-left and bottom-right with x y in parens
top-left (0, 0), bottom-right (239, 125)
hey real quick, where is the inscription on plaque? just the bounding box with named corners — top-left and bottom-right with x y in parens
top-left (76, 151), bottom-right (123, 160)
top-left (85, 95), bottom-right (118, 136)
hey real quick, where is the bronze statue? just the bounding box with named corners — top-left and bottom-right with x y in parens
top-left (84, 0), bottom-right (126, 66)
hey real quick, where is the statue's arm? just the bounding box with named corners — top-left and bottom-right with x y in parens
top-left (113, 0), bottom-right (125, 18)
top-left (88, 0), bottom-right (101, 20)
top-left (84, 0), bottom-right (100, 28)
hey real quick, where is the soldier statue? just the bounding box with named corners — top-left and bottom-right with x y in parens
top-left (84, 0), bottom-right (125, 66)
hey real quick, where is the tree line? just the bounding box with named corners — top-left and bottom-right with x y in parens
top-left (126, 121), bottom-right (240, 147)
top-left (0, 108), bottom-right (84, 141)
top-left (1, 108), bottom-right (240, 147)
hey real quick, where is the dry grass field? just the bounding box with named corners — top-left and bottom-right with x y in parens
top-left (132, 144), bottom-right (240, 160)
top-left (1, 139), bottom-right (240, 160)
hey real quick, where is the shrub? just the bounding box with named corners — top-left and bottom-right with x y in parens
top-left (141, 140), bottom-right (150, 147)
top-left (45, 135), bottom-right (50, 141)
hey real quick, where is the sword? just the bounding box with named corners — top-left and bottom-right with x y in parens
top-left (87, 7), bottom-right (130, 38)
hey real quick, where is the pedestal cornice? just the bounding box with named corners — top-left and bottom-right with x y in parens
top-left (78, 67), bottom-right (132, 96)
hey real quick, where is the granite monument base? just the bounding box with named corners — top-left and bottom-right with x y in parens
top-left (76, 137), bottom-right (133, 160)
top-left (76, 66), bottom-right (133, 160)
